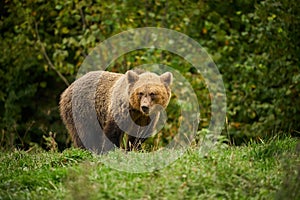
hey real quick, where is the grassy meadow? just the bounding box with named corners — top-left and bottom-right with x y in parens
top-left (0, 136), bottom-right (299, 200)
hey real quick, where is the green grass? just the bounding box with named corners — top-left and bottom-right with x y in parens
top-left (0, 136), bottom-right (299, 200)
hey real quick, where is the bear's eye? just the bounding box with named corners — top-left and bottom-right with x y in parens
top-left (150, 92), bottom-right (157, 99)
top-left (138, 92), bottom-right (144, 98)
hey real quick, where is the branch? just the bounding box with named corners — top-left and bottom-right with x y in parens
top-left (34, 21), bottom-right (70, 86)
top-left (79, 7), bottom-right (87, 30)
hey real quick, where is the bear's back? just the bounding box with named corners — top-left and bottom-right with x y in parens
top-left (95, 71), bottom-right (123, 128)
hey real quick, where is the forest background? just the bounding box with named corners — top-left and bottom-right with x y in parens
top-left (0, 0), bottom-right (299, 151)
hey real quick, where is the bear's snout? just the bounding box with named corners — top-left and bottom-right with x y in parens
top-left (141, 100), bottom-right (150, 114)
top-left (140, 95), bottom-right (151, 114)
top-left (141, 106), bottom-right (149, 114)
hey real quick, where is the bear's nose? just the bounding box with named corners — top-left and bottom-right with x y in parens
top-left (141, 106), bottom-right (149, 114)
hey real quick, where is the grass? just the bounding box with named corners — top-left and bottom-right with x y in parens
top-left (0, 136), bottom-right (299, 200)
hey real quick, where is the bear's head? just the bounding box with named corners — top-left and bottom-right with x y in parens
top-left (126, 71), bottom-right (173, 116)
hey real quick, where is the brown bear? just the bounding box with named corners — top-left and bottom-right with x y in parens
top-left (59, 70), bottom-right (172, 153)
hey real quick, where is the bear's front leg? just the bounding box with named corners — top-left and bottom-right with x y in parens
top-left (126, 115), bottom-right (158, 151)
top-left (103, 120), bottom-right (124, 148)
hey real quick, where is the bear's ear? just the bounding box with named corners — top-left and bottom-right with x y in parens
top-left (160, 72), bottom-right (173, 86)
top-left (126, 71), bottom-right (139, 84)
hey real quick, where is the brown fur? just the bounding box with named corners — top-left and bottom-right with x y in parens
top-left (59, 70), bottom-right (172, 152)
